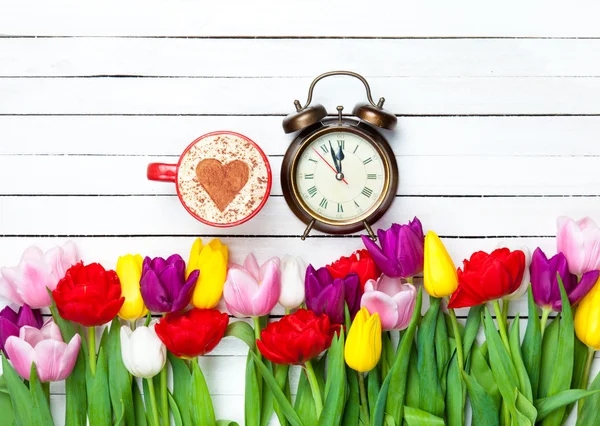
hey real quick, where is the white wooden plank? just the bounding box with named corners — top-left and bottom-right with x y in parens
top-left (1, 116), bottom-right (599, 157)
top-left (1, 154), bottom-right (599, 196)
top-left (1, 195), bottom-right (596, 237)
top-left (1, 77), bottom-right (599, 115)
top-left (3, 38), bottom-right (600, 77)
top-left (1, 1), bottom-right (600, 37)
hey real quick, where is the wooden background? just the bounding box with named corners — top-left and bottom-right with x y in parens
top-left (2, 1), bottom-right (600, 423)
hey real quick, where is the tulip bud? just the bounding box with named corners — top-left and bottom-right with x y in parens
top-left (278, 255), bottom-right (306, 310)
top-left (557, 216), bottom-right (600, 276)
top-left (423, 231), bottom-right (458, 298)
top-left (117, 254), bottom-right (148, 321)
top-left (120, 324), bottom-right (167, 378)
top-left (575, 276), bottom-right (600, 350)
top-left (344, 307), bottom-right (382, 372)
top-left (187, 238), bottom-right (229, 309)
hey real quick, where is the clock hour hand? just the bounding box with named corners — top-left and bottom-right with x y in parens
top-left (335, 142), bottom-right (345, 174)
top-left (328, 141), bottom-right (340, 173)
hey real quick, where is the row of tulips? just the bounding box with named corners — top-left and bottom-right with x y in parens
top-left (1, 216), bottom-right (600, 425)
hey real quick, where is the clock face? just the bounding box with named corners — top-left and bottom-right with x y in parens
top-left (294, 130), bottom-right (387, 223)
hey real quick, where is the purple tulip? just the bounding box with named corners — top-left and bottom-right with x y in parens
top-left (305, 265), bottom-right (360, 324)
top-left (140, 255), bottom-right (199, 313)
top-left (530, 247), bottom-right (599, 311)
top-left (0, 305), bottom-right (43, 357)
top-left (361, 217), bottom-right (425, 279)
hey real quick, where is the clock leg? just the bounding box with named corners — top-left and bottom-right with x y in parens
top-left (301, 219), bottom-right (317, 240)
top-left (363, 221), bottom-right (377, 241)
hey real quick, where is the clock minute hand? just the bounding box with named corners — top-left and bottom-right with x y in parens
top-left (328, 141), bottom-right (340, 173)
top-left (336, 143), bottom-right (345, 173)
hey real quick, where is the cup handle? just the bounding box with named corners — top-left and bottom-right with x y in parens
top-left (147, 163), bottom-right (177, 183)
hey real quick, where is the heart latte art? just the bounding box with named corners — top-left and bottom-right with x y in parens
top-left (177, 133), bottom-right (270, 225)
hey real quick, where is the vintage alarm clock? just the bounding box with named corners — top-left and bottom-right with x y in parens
top-left (281, 71), bottom-right (399, 240)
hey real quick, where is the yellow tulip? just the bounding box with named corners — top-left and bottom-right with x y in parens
top-left (575, 276), bottom-right (600, 350)
top-left (423, 231), bottom-right (458, 298)
top-left (187, 238), bottom-right (229, 309)
top-left (117, 254), bottom-right (148, 321)
top-left (344, 307), bottom-right (382, 372)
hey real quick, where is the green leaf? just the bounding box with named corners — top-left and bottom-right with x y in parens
top-left (367, 368), bottom-right (381, 422)
top-left (132, 379), bottom-right (148, 426)
top-left (536, 389), bottom-right (600, 421)
top-left (249, 351), bottom-right (305, 426)
top-left (89, 348), bottom-right (112, 426)
top-left (341, 365), bottom-right (359, 426)
top-left (563, 336), bottom-right (590, 421)
top-left (106, 319), bottom-right (134, 426)
top-left (2, 354), bottom-right (33, 426)
top-left (538, 317), bottom-right (559, 399)
top-left (446, 354), bottom-right (463, 426)
top-left (269, 364), bottom-right (290, 426)
top-left (386, 287), bottom-right (423, 423)
top-left (244, 352), bottom-right (261, 426)
top-left (522, 286), bottom-right (542, 400)
top-left (542, 276), bottom-right (574, 426)
top-left (462, 370), bottom-right (500, 426)
top-left (168, 391), bottom-right (184, 426)
top-left (577, 368), bottom-right (600, 425)
top-left (435, 310), bottom-right (450, 391)
top-left (372, 368), bottom-right (392, 426)
top-left (224, 320), bottom-right (256, 351)
top-left (403, 406), bottom-right (445, 426)
top-left (217, 422), bottom-right (240, 426)
top-left (190, 359), bottom-right (217, 426)
top-left (168, 353), bottom-right (192, 426)
top-left (514, 390), bottom-right (537, 425)
top-left (405, 343), bottom-right (420, 409)
top-left (318, 329), bottom-right (347, 426)
top-left (0, 383), bottom-right (15, 426)
top-left (417, 296), bottom-right (445, 417)
top-left (463, 305), bottom-right (483, 357)
top-left (29, 364), bottom-right (54, 426)
top-left (259, 360), bottom-right (274, 426)
top-left (509, 314), bottom-right (533, 401)
top-left (470, 345), bottom-right (501, 411)
top-left (295, 368), bottom-right (317, 424)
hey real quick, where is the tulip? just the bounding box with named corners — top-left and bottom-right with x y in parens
top-left (53, 262), bottom-right (124, 327)
top-left (279, 255), bottom-right (306, 310)
top-left (326, 249), bottom-right (380, 291)
top-left (557, 216), bottom-right (600, 276)
top-left (186, 238), bottom-right (229, 309)
top-left (531, 247), bottom-right (599, 312)
top-left (0, 242), bottom-right (79, 308)
top-left (361, 218), bottom-right (424, 279)
top-left (0, 305), bottom-right (43, 357)
top-left (448, 248), bottom-right (525, 309)
top-left (305, 265), bottom-right (361, 325)
top-left (116, 254), bottom-right (148, 321)
top-left (140, 255), bottom-right (199, 314)
top-left (155, 308), bottom-right (229, 358)
top-left (360, 276), bottom-right (416, 331)
top-left (257, 309), bottom-right (336, 365)
top-left (4, 320), bottom-right (81, 382)
top-left (222, 254), bottom-right (281, 318)
top-left (503, 246), bottom-right (531, 301)
top-left (344, 307), bottom-right (382, 372)
top-left (423, 231), bottom-right (458, 298)
top-left (120, 324), bottom-right (167, 378)
top-left (575, 276), bottom-right (600, 350)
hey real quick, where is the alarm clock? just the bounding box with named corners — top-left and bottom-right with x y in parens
top-left (280, 71), bottom-right (399, 240)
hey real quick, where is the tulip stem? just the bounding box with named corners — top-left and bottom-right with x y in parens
top-left (501, 300), bottom-right (509, 326)
top-left (578, 346), bottom-right (596, 416)
top-left (88, 326), bottom-right (96, 377)
top-left (357, 371), bottom-right (370, 424)
top-left (160, 365), bottom-right (169, 426)
top-left (42, 382), bottom-right (50, 402)
top-left (448, 307), bottom-right (464, 371)
top-left (492, 300), bottom-right (511, 353)
top-left (304, 360), bottom-right (323, 418)
top-left (540, 308), bottom-right (551, 338)
top-left (146, 377), bottom-right (161, 426)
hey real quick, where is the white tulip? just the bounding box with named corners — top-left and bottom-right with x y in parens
top-left (120, 324), bottom-right (167, 379)
top-left (278, 255), bottom-right (306, 310)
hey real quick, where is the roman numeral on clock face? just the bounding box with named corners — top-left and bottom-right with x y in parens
top-left (307, 186), bottom-right (318, 197)
top-left (337, 203), bottom-right (344, 213)
top-left (337, 140), bottom-right (345, 149)
top-left (319, 198), bottom-right (328, 209)
top-left (362, 187), bottom-right (373, 198)
top-left (304, 173), bottom-right (314, 179)
top-left (363, 157), bottom-right (373, 165)
top-left (367, 173), bottom-right (377, 180)
top-left (320, 144), bottom-right (329, 153)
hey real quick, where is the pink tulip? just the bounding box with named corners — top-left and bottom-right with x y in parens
top-left (0, 242), bottom-right (80, 308)
top-left (360, 275), bottom-right (416, 331)
top-left (223, 254), bottom-right (281, 317)
top-left (4, 320), bottom-right (81, 382)
top-left (557, 216), bottom-right (600, 276)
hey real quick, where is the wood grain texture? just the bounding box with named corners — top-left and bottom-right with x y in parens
top-left (0, 1), bottom-right (598, 424)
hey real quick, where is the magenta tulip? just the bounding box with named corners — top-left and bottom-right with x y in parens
top-left (0, 242), bottom-right (80, 308)
top-left (360, 276), bottom-right (416, 330)
top-left (223, 254), bottom-right (281, 317)
top-left (0, 305), bottom-right (43, 358)
top-left (557, 216), bottom-right (600, 276)
top-left (4, 320), bottom-right (81, 382)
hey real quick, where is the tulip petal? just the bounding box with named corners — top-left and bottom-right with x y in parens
top-left (0, 271), bottom-right (25, 306)
top-left (391, 284), bottom-right (417, 330)
top-left (0, 318), bottom-right (20, 354)
top-left (4, 336), bottom-right (35, 380)
top-left (252, 260), bottom-right (281, 316)
top-left (20, 326), bottom-right (47, 348)
top-left (376, 275), bottom-right (406, 297)
top-left (120, 326), bottom-right (134, 375)
top-left (140, 269), bottom-right (170, 312)
top-left (557, 217), bottom-right (586, 275)
top-left (244, 254), bottom-right (261, 281)
top-left (171, 270), bottom-right (198, 312)
top-left (223, 268), bottom-right (259, 317)
top-left (40, 321), bottom-right (63, 343)
top-left (56, 334), bottom-right (81, 381)
top-left (362, 235), bottom-right (397, 277)
top-left (34, 339), bottom-right (69, 382)
top-left (564, 270), bottom-right (600, 310)
top-left (360, 291), bottom-right (398, 330)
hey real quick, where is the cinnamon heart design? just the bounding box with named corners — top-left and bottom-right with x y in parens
top-left (196, 158), bottom-right (250, 212)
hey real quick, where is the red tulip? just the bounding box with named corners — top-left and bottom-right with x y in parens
top-left (155, 308), bottom-right (229, 359)
top-left (448, 248), bottom-right (526, 309)
top-left (52, 262), bottom-right (124, 327)
top-left (257, 309), bottom-right (337, 365)
top-left (326, 249), bottom-right (380, 291)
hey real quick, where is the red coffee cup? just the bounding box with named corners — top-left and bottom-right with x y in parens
top-left (147, 131), bottom-right (272, 227)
